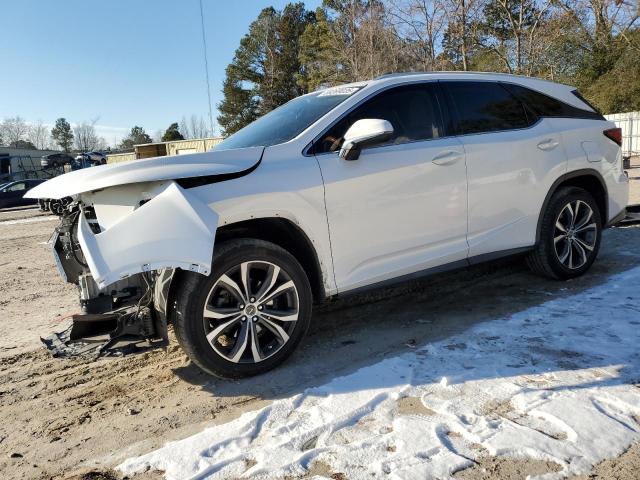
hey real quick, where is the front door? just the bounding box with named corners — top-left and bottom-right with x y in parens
top-left (313, 83), bottom-right (468, 293)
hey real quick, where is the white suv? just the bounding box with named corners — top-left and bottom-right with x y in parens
top-left (28, 72), bottom-right (628, 377)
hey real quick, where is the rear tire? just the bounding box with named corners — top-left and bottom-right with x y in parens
top-left (526, 187), bottom-right (602, 279)
top-left (172, 239), bottom-right (312, 378)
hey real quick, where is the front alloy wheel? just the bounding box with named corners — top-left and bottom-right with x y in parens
top-left (173, 239), bottom-right (312, 378)
top-left (203, 261), bottom-right (299, 364)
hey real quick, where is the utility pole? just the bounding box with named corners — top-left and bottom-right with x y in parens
top-left (199, 0), bottom-right (215, 137)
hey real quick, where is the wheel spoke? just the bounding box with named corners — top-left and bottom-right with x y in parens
top-left (558, 241), bottom-right (570, 264)
top-left (576, 222), bottom-right (596, 234)
top-left (574, 237), bottom-right (594, 252)
top-left (256, 264), bottom-right (281, 302)
top-left (206, 314), bottom-right (243, 344)
top-left (261, 308), bottom-right (298, 322)
top-left (240, 262), bottom-right (252, 300)
top-left (572, 201), bottom-right (580, 228)
top-left (229, 320), bottom-right (251, 362)
top-left (554, 234), bottom-right (566, 244)
top-left (575, 207), bottom-right (593, 230)
top-left (249, 321), bottom-right (262, 362)
top-left (555, 220), bottom-right (567, 233)
top-left (259, 280), bottom-right (295, 305)
top-left (204, 306), bottom-right (239, 320)
top-left (573, 239), bottom-right (588, 266)
top-left (259, 316), bottom-right (290, 343)
top-left (568, 242), bottom-right (574, 268)
top-left (219, 274), bottom-right (247, 303)
top-left (565, 203), bottom-right (575, 228)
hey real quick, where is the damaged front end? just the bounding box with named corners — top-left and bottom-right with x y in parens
top-left (43, 181), bottom-right (219, 357)
top-left (25, 147), bottom-right (264, 357)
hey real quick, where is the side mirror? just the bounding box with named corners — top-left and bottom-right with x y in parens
top-left (339, 119), bottom-right (394, 161)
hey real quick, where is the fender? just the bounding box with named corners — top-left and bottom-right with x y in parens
top-left (535, 168), bottom-right (608, 244)
top-left (78, 182), bottom-right (218, 289)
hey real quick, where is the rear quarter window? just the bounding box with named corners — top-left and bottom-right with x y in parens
top-left (503, 83), bottom-right (604, 121)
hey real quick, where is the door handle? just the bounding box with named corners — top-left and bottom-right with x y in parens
top-left (432, 150), bottom-right (463, 166)
top-left (537, 139), bottom-right (559, 151)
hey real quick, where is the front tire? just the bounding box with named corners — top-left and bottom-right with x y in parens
top-left (527, 187), bottom-right (602, 279)
top-left (173, 239), bottom-right (312, 378)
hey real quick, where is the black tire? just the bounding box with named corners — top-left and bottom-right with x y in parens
top-left (172, 238), bottom-right (312, 378)
top-left (527, 187), bottom-right (602, 279)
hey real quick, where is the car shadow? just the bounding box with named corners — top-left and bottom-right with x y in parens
top-left (172, 225), bottom-right (640, 402)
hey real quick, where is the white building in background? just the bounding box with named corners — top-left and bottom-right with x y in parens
top-left (605, 111), bottom-right (640, 158)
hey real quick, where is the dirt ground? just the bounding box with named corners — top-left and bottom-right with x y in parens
top-left (1, 204), bottom-right (639, 480)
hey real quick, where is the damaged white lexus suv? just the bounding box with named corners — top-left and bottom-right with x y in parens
top-left (28, 72), bottom-right (628, 377)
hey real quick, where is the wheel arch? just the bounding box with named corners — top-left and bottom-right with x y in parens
top-left (166, 217), bottom-right (327, 307)
top-left (536, 169), bottom-right (608, 244)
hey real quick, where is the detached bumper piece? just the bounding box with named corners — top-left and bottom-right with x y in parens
top-left (41, 306), bottom-right (167, 359)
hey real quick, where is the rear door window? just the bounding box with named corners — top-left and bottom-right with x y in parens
top-left (312, 83), bottom-right (444, 154)
top-left (443, 81), bottom-right (530, 135)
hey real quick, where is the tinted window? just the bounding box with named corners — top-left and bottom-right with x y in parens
top-left (7, 182), bottom-right (26, 192)
top-left (313, 84), bottom-right (443, 154)
top-left (444, 81), bottom-right (529, 135)
top-left (504, 83), bottom-right (604, 121)
top-left (214, 86), bottom-right (363, 150)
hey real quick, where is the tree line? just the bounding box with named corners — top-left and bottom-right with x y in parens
top-left (218, 0), bottom-right (640, 136)
top-left (0, 115), bottom-right (215, 153)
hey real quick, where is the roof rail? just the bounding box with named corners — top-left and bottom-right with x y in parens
top-left (375, 72), bottom-right (438, 79)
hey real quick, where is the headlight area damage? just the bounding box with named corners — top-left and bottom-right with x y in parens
top-left (45, 181), bottom-right (218, 356)
top-left (25, 147), bottom-right (264, 357)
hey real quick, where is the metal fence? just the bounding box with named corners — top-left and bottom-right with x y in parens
top-left (604, 111), bottom-right (640, 158)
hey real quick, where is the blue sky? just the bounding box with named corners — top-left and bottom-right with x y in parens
top-left (0, 0), bottom-right (322, 145)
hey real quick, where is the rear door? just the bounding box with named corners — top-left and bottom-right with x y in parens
top-left (313, 82), bottom-right (468, 292)
top-left (441, 80), bottom-right (568, 257)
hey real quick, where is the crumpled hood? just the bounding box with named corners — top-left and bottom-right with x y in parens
top-left (26, 146), bottom-right (264, 199)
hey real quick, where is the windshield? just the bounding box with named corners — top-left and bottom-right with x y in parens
top-left (214, 86), bottom-right (363, 150)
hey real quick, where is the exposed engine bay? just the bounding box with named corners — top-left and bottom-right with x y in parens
top-left (43, 202), bottom-right (172, 356)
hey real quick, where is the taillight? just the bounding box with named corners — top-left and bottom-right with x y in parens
top-left (603, 127), bottom-right (622, 146)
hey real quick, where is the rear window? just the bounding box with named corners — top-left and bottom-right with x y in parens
top-left (443, 81), bottom-right (530, 135)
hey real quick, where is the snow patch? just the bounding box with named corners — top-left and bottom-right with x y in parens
top-left (119, 266), bottom-right (640, 479)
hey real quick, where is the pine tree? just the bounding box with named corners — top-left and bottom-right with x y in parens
top-left (120, 126), bottom-right (152, 150)
top-left (161, 122), bottom-right (184, 142)
top-left (217, 3), bottom-right (313, 136)
top-left (51, 118), bottom-right (74, 152)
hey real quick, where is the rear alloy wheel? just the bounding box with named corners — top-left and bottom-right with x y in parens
top-left (527, 187), bottom-right (602, 279)
top-left (553, 199), bottom-right (598, 270)
top-left (173, 239), bottom-right (312, 378)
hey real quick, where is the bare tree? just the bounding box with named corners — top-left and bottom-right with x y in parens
top-left (74, 118), bottom-right (106, 152)
top-left (555, 0), bottom-right (639, 50)
top-left (388, 0), bottom-right (449, 70)
top-left (0, 116), bottom-right (29, 145)
top-left (179, 115), bottom-right (209, 139)
top-left (27, 120), bottom-right (50, 150)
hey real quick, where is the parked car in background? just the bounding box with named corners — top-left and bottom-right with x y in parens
top-left (0, 179), bottom-right (45, 209)
top-left (27, 72), bottom-right (628, 378)
top-left (75, 151), bottom-right (107, 165)
top-left (41, 153), bottom-right (75, 169)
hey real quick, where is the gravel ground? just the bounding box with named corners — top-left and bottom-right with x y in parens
top-left (0, 204), bottom-right (639, 480)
